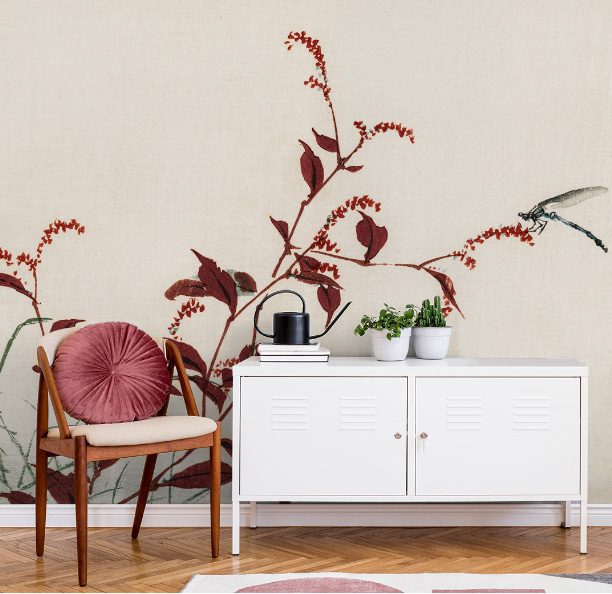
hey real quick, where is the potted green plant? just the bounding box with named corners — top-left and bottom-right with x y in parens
top-left (412, 296), bottom-right (452, 359)
top-left (354, 304), bottom-right (415, 361)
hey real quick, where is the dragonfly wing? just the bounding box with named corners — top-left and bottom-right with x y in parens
top-left (538, 186), bottom-right (608, 210)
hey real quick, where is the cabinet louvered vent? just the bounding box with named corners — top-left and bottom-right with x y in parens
top-left (340, 395), bottom-right (377, 431)
top-left (271, 395), bottom-right (309, 430)
top-left (445, 395), bottom-right (483, 431)
top-left (514, 395), bottom-right (551, 430)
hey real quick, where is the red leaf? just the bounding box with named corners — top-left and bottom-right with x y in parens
top-left (168, 339), bottom-right (207, 377)
top-left (234, 271), bottom-right (257, 293)
top-left (317, 285), bottom-right (341, 327)
top-left (298, 255), bottom-right (321, 272)
top-left (270, 217), bottom-right (289, 240)
top-left (190, 376), bottom-right (227, 414)
top-left (423, 268), bottom-right (464, 318)
top-left (0, 273), bottom-right (31, 298)
top-left (356, 211), bottom-right (388, 263)
top-left (0, 490), bottom-right (35, 504)
top-left (345, 165), bottom-right (364, 172)
top-left (46, 468), bottom-right (76, 504)
top-left (221, 368), bottom-right (233, 388)
top-left (169, 385), bottom-right (182, 396)
top-left (50, 319), bottom-right (85, 332)
top-left (312, 128), bottom-right (339, 153)
top-left (96, 458), bottom-right (119, 471)
top-left (159, 460), bottom-right (232, 490)
top-left (192, 251), bottom-right (237, 315)
top-left (298, 140), bottom-right (324, 196)
top-left (164, 279), bottom-right (209, 301)
top-left (206, 383), bottom-right (228, 413)
top-left (221, 438), bottom-right (232, 455)
top-left (239, 344), bottom-right (253, 361)
top-left (292, 269), bottom-right (342, 290)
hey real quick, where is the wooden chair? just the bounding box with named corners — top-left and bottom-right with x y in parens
top-left (35, 327), bottom-right (221, 587)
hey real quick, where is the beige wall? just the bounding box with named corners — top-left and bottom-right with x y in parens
top-left (1, 0), bottom-right (611, 504)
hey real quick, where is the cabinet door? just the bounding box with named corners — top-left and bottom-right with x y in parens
top-left (415, 378), bottom-right (580, 496)
top-left (240, 377), bottom-right (407, 496)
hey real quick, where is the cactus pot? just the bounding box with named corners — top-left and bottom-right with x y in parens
top-left (412, 327), bottom-right (452, 360)
top-left (370, 328), bottom-right (411, 361)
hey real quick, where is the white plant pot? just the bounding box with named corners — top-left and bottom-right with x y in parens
top-left (412, 326), bottom-right (452, 360)
top-left (370, 328), bottom-right (411, 361)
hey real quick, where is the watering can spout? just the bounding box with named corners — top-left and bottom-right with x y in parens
top-left (309, 301), bottom-right (352, 340)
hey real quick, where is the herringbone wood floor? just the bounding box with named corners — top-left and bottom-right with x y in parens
top-left (2, 526), bottom-right (612, 592)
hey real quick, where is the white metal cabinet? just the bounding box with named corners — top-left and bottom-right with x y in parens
top-left (240, 377), bottom-right (407, 496)
top-left (415, 378), bottom-right (580, 496)
top-left (231, 358), bottom-right (587, 556)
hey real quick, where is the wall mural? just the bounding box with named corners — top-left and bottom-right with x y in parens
top-left (0, 220), bottom-right (85, 504)
top-left (0, 31), bottom-right (607, 505)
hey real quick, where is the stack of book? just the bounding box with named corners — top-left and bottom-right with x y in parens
top-left (258, 343), bottom-right (330, 363)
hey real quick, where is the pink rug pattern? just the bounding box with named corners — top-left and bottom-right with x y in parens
top-left (182, 572), bottom-right (612, 593)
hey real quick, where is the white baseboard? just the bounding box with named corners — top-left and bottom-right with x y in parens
top-left (2, 502), bottom-right (612, 528)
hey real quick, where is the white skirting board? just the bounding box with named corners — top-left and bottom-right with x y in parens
top-left (1, 502), bottom-right (612, 528)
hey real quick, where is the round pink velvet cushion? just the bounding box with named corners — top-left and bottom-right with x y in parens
top-left (52, 322), bottom-right (171, 424)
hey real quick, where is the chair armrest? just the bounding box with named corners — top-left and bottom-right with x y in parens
top-left (165, 341), bottom-right (200, 417)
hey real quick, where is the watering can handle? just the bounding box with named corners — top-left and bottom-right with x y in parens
top-left (253, 290), bottom-right (306, 339)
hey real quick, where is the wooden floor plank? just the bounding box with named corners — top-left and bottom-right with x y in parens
top-left (1, 526), bottom-right (612, 592)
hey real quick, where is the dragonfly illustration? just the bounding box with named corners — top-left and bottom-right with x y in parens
top-left (519, 186), bottom-right (608, 253)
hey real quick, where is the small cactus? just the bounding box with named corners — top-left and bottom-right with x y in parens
top-left (414, 295), bottom-right (447, 328)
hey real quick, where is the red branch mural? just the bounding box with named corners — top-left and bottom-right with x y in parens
top-left (115, 31), bottom-right (535, 503)
top-left (0, 31), bottom-right (540, 506)
top-left (0, 219), bottom-right (85, 335)
top-left (0, 220), bottom-right (87, 504)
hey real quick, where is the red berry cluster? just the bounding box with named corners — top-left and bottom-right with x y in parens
top-left (168, 298), bottom-right (206, 336)
top-left (0, 248), bottom-right (13, 266)
top-left (214, 357), bottom-right (240, 376)
top-left (354, 121), bottom-right (415, 149)
top-left (312, 230), bottom-right (338, 253)
top-left (452, 223), bottom-right (535, 270)
top-left (285, 31), bottom-right (331, 102)
top-left (318, 261), bottom-right (340, 280)
top-left (291, 258), bottom-right (341, 281)
top-left (441, 297), bottom-right (453, 317)
top-left (16, 219), bottom-right (85, 273)
top-left (0, 248), bottom-right (21, 279)
top-left (312, 195), bottom-right (382, 252)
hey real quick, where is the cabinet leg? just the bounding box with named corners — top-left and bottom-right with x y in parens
top-left (580, 500), bottom-right (587, 554)
top-left (562, 500), bottom-right (572, 528)
top-left (232, 501), bottom-right (240, 555)
top-left (250, 501), bottom-right (257, 529)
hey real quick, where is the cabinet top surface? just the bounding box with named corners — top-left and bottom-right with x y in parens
top-left (233, 356), bottom-right (587, 377)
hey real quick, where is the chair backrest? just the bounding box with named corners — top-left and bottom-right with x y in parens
top-left (39, 322), bottom-right (171, 425)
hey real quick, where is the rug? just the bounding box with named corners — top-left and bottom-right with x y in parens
top-left (182, 572), bottom-right (612, 593)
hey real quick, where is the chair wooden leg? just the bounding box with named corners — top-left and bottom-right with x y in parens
top-left (132, 453), bottom-right (158, 539)
top-left (35, 447), bottom-right (48, 557)
top-left (75, 436), bottom-right (88, 587)
top-left (210, 423), bottom-right (221, 558)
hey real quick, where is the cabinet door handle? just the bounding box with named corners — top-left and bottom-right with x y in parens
top-left (420, 432), bottom-right (428, 440)
top-left (394, 433), bottom-right (402, 439)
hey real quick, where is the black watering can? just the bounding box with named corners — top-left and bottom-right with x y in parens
top-left (254, 290), bottom-right (351, 345)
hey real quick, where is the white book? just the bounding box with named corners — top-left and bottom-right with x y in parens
top-left (260, 354), bottom-right (329, 363)
top-left (258, 342), bottom-right (320, 353)
top-left (259, 348), bottom-right (329, 359)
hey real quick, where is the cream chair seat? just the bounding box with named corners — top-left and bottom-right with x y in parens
top-left (47, 415), bottom-right (217, 447)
